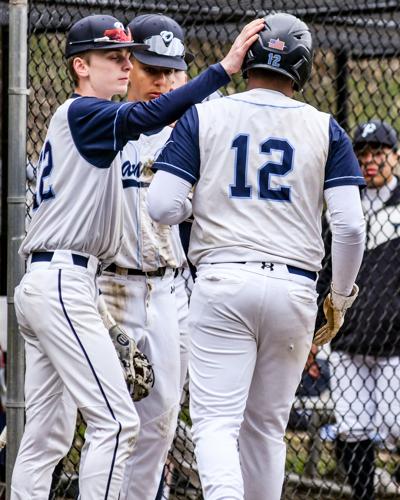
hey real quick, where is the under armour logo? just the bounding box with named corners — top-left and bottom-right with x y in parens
top-left (362, 123), bottom-right (377, 138)
top-left (160, 30), bottom-right (174, 45)
top-left (261, 262), bottom-right (274, 271)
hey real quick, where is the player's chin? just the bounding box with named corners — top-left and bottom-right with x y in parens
top-left (114, 81), bottom-right (129, 95)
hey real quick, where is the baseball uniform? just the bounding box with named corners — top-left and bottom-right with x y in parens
top-left (147, 84), bottom-right (366, 499)
top-left (98, 126), bottom-right (191, 500)
top-left (11, 14), bottom-right (231, 496)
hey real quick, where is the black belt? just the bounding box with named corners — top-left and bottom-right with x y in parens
top-left (31, 251), bottom-right (89, 268)
top-left (105, 263), bottom-right (171, 278)
top-left (214, 262), bottom-right (317, 281)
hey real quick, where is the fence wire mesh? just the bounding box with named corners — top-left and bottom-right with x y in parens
top-left (22, 0), bottom-right (400, 498)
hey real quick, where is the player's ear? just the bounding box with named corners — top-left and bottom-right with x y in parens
top-left (73, 56), bottom-right (90, 79)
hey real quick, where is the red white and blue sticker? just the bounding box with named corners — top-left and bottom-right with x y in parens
top-left (268, 38), bottom-right (285, 51)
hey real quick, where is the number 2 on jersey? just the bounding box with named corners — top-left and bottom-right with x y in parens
top-left (33, 141), bottom-right (55, 209)
top-left (230, 134), bottom-right (293, 201)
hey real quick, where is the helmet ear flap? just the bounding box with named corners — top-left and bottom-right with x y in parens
top-left (291, 55), bottom-right (312, 91)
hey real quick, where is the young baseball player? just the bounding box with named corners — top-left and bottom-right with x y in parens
top-left (11, 13), bottom-right (264, 500)
top-left (320, 120), bottom-right (400, 499)
top-left (147, 12), bottom-right (367, 500)
top-left (97, 14), bottom-right (196, 499)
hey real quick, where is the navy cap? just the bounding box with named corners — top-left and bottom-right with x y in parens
top-left (128, 14), bottom-right (194, 71)
top-left (354, 120), bottom-right (398, 150)
top-left (65, 15), bottom-right (148, 58)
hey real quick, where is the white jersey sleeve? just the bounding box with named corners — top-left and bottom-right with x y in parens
top-left (114, 128), bottom-right (188, 271)
top-left (153, 88), bottom-right (365, 271)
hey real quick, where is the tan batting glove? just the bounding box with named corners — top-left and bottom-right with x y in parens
top-left (313, 284), bottom-right (359, 346)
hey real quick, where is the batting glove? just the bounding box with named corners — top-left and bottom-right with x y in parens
top-left (97, 293), bottom-right (154, 401)
top-left (313, 283), bottom-right (359, 346)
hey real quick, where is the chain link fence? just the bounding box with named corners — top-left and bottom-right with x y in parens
top-left (22, 0), bottom-right (400, 498)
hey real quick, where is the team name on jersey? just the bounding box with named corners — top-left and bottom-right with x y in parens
top-left (122, 159), bottom-right (142, 179)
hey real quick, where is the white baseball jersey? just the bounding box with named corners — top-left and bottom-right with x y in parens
top-left (20, 63), bottom-right (230, 263)
top-left (20, 96), bottom-right (129, 261)
top-left (115, 127), bottom-right (187, 271)
top-left (154, 88), bottom-right (365, 271)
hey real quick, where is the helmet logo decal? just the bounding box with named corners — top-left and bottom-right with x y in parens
top-left (268, 38), bottom-right (286, 51)
top-left (362, 123), bottom-right (377, 138)
top-left (267, 53), bottom-right (281, 67)
top-left (160, 30), bottom-right (174, 46)
top-left (104, 22), bottom-right (132, 42)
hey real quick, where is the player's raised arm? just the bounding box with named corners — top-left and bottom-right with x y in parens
top-left (121, 19), bottom-right (265, 137)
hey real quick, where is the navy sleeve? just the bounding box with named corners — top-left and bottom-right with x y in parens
top-left (68, 98), bottom-right (137, 168)
top-left (153, 106), bottom-right (200, 185)
top-left (120, 63), bottom-right (229, 138)
top-left (324, 117), bottom-right (366, 190)
top-left (68, 64), bottom-right (228, 169)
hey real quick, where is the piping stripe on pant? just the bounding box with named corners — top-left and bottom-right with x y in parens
top-left (57, 269), bottom-right (122, 499)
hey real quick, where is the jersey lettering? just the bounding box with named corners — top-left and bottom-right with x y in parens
top-left (259, 138), bottom-right (293, 201)
top-left (121, 160), bottom-right (142, 178)
top-left (229, 134), bottom-right (252, 198)
top-left (33, 141), bottom-right (55, 209)
top-left (230, 134), bottom-right (293, 202)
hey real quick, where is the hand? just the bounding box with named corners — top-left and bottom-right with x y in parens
top-left (220, 19), bottom-right (265, 75)
top-left (313, 284), bottom-right (359, 346)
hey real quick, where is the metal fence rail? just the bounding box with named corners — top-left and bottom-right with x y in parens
top-left (5, 0), bottom-right (400, 498)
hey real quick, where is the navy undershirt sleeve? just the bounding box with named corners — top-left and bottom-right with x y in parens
top-left (68, 64), bottom-right (228, 169)
top-left (68, 98), bottom-right (134, 168)
top-left (120, 63), bottom-right (229, 139)
top-left (153, 106), bottom-right (200, 185)
top-left (324, 117), bottom-right (366, 189)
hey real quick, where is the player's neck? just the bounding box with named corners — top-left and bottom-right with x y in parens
top-left (74, 82), bottom-right (113, 100)
top-left (247, 78), bottom-right (294, 98)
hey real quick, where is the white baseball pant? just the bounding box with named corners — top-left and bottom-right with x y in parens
top-left (330, 351), bottom-right (400, 447)
top-left (98, 268), bottom-right (181, 500)
top-left (189, 263), bottom-right (317, 500)
top-left (12, 250), bottom-right (139, 500)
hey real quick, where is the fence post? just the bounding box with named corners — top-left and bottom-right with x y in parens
top-left (6, 0), bottom-right (28, 497)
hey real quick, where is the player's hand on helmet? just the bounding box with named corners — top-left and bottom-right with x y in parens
top-left (220, 19), bottom-right (265, 75)
top-left (313, 283), bottom-right (359, 346)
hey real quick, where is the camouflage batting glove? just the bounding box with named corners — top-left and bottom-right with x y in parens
top-left (97, 294), bottom-right (154, 401)
top-left (108, 324), bottom-right (155, 402)
top-left (313, 284), bottom-right (359, 346)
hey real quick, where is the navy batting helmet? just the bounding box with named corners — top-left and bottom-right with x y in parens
top-left (242, 13), bottom-right (313, 91)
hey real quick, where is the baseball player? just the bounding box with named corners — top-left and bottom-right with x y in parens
top-left (11, 14), bottom-right (264, 500)
top-left (147, 13), bottom-right (367, 500)
top-left (319, 120), bottom-right (400, 499)
top-left (97, 14), bottom-right (197, 499)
